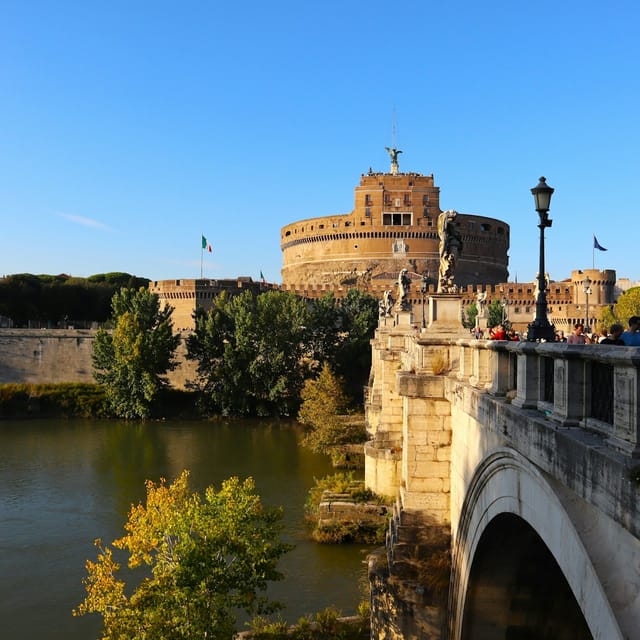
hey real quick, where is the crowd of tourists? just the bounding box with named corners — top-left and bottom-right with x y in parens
top-left (559, 316), bottom-right (640, 345)
top-left (469, 316), bottom-right (640, 345)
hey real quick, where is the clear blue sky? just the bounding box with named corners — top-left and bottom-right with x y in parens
top-left (1, 1), bottom-right (638, 284)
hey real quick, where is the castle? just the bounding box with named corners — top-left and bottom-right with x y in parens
top-left (280, 152), bottom-right (510, 299)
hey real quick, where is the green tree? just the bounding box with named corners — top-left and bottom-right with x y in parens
top-left (73, 471), bottom-right (291, 640)
top-left (600, 287), bottom-right (640, 331)
top-left (464, 301), bottom-right (478, 329)
top-left (332, 288), bottom-right (379, 402)
top-left (92, 287), bottom-right (180, 418)
top-left (187, 290), bottom-right (310, 416)
top-left (487, 299), bottom-right (505, 328)
top-left (307, 292), bottom-right (341, 370)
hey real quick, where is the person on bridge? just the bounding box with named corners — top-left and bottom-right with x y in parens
top-left (599, 323), bottom-right (625, 345)
top-left (621, 316), bottom-right (640, 346)
top-left (567, 323), bottom-right (592, 344)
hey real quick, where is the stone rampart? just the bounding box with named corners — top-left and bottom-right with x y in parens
top-left (0, 329), bottom-right (196, 390)
top-left (0, 329), bottom-right (97, 385)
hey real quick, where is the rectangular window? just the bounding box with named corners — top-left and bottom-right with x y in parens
top-left (365, 207), bottom-right (371, 217)
top-left (403, 194), bottom-right (411, 206)
top-left (382, 212), bottom-right (413, 226)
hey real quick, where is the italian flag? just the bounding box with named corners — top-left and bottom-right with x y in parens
top-left (202, 235), bottom-right (212, 253)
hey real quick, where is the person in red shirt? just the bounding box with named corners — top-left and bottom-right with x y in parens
top-left (489, 324), bottom-right (507, 340)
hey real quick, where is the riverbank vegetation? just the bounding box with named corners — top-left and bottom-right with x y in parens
top-left (305, 472), bottom-right (391, 544)
top-left (1, 286), bottom-right (379, 425)
top-left (297, 363), bottom-right (367, 468)
top-left (92, 287), bottom-right (180, 419)
top-left (0, 383), bottom-right (108, 418)
top-left (186, 288), bottom-right (378, 417)
top-left (244, 606), bottom-right (370, 639)
top-left (74, 471), bottom-right (291, 640)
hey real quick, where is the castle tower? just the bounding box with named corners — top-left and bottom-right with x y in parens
top-left (280, 157), bottom-right (510, 299)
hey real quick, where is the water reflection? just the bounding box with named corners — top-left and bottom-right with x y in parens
top-left (0, 419), bottom-right (371, 640)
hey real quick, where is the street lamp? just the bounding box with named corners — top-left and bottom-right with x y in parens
top-left (420, 273), bottom-right (429, 329)
top-left (583, 275), bottom-right (592, 333)
top-left (527, 177), bottom-right (556, 341)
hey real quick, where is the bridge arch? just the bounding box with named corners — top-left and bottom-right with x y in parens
top-left (449, 448), bottom-right (623, 640)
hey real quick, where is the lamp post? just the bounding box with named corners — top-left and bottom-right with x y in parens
top-left (583, 275), bottom-right (592, 333)
top-left (420, 273), bottom-right (429, 329)
top-left (527, 177), bottom-right (556, 341)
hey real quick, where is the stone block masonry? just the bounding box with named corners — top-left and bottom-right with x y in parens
top-left (0, 329), bottom-right (196, 390)
top-left (0, 329), bottom-right (97, 384)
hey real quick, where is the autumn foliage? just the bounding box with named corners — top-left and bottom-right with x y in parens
top-left (74, 471), bottom-right (291, 639)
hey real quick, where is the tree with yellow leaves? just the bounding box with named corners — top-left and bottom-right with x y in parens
top-left (74, 471), bottom-right (291, 639)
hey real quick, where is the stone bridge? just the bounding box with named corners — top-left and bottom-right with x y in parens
top-left (365, 300), bottom-right (640, 640)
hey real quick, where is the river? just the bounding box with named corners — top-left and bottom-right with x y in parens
top-left (0, 418), bottom-right (372, 639)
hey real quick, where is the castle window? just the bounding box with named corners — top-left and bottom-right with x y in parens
top-left (480, 223), bottom-right (491, 232)
top-left (285, 231), bottom-right (291, 236)
top-left (423, 207), bottom-right (429, 218)
top-left (345, 221), bottom-right (351, 227)
top-left (319, 224), bottom-right (324, 229)
top-left (403, 194), bottom-right (411, 206)
top-left (365, 207), bottom-right (371, 217)
top-left (384, 194), bottom-right (391, 206)
top-left (422, 195), bottom-right (429, 205)
top-left (365, 194), bottom-right (372, 206)
top-left (497, 226), bottom-right (504, 234)
top-left (382, 212), bottom-right (413, 226)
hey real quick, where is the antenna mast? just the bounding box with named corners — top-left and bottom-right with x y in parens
top-left (385, 107), bottom-right (402, 175)
top-left (392, 105), bottom-right (397, 149)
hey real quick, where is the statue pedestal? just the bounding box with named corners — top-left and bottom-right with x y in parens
top-left (394, 310), bottom-right (414, 328)
top-left (427, 294), bottom-right (464, 333)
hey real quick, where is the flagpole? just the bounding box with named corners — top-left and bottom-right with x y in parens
top-left (201, 234), bottom-right (204, 279)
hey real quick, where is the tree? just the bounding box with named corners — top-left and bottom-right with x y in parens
top-left (298, 363), bottom-right (364, 455)
top-left (600, 287), bottom-right (640, 331)
top-left (485, 299), bottom-right (502, 328)
top-left (73, 471), bottom-right (291, 640)
top-left (464, 301), bottom-right (478, 329)
top-left (92, 287), bottom-right (180, 418)
top-left (306, 292), bottom-right (341, 371)
top-left (187, 290), bottom-right (310, 416)
top-left (332, 288), bottom-right (379, 402)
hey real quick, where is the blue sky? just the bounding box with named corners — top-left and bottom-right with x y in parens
top-left (1, 1), bottom-right (638, 284)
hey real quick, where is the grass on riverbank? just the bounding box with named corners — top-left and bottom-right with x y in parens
top-left (0, 383), bottom-right (199, 419)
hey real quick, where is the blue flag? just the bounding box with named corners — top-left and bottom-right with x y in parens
top-left (593, 235), bottom-right (607, 251)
